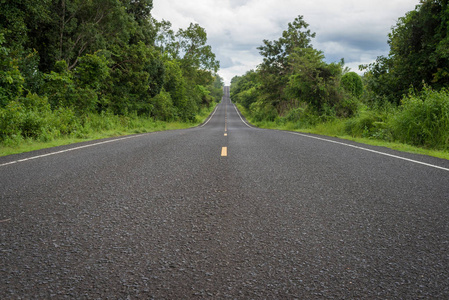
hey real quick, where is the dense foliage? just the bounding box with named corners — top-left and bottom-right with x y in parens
top-left (362, 0), bottom-right (449, 105)
top-left (232, 1), bottom-right (449, 151)
top-left (231, 16), bottom-right (360, 123)
top-left (0, 0), bottom-right (223, 146)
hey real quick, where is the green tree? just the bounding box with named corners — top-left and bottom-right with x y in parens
top-left (0, 0), bottom-right (222, 131)
top-left (209, 74), bottom-right (224, 102)
top-left (108, 42), bottom-right (165, 115)
top-left (74, 52), bottom-right (110, 90)
top-left (125, 0), bottom-right (158, 46)
top-left (0, 32), bottom-right (24, 106)
top-left (150, 89), bottom-right (175, 121)
top-left (341, 72), bottom-right (363, 98)
top-left (286, 48), bottom-right (344, 114)
top-left (42, 60), bottom-right (98, 113)
top-left (162, 58), bottom-right (191, 120)
top-left (176, 23), bottom-right (220, 75)
top-left (124, 0), bottom-right (153, 22)
top-left (257, 16), bottom-right (316, 111)
top-left (230, 70), bottom-right (260, 109)
top-left (0, 1), bottom-right (50, 94)
top-left (362, 0), bottom-right (449, 104)
top-left (30, 0), bottom-right (134, 72)
top-left (153, 19), bottom-right (177, 56)
top-left (0, 0), bottom-right (52, 51)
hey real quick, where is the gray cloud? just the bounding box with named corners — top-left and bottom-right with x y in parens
top-left (216, 55), bottom-right (235, 69)
top-left (152, 0), bottom-right (419, 84)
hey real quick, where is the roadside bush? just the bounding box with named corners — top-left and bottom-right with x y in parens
top-left (21, 109), bottom-right (47, 138)
top-left (250, 99), bottom-right (278, 122)
top-left (0, 101), bottom-right (24, 140)
top-left (391, 87), bottom-right (449, 149)
top-left (285, 104), bottom-right (321, 128)
top-left (151, 89), bottom-right (175, 121)
top-left (237, 86), bottom-right (258, 109)
top-left (82, 111), bottom-right (117, 132)
top-left (49, 106), bottom-right (80, 136)
top-left (20, 92), bottom-right (50, 110)
top-left (43, 60), bottom-right (100, 114)
top-left (194, 85), bottom-right (213, 107)
top-left (344, 110), bottom-right (390, 140)
top-left (0, 94), bottom-right (53, 142)
top-left (72, 87), bottom-right (98, 113)
top-left (336, 96), bottom-right (360, 118)
top-left (341, 72), bottom-right (363, 98)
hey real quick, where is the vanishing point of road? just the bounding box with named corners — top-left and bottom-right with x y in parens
top-left (1, 87), bottom-right (449, 298)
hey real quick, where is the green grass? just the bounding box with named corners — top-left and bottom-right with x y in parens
top-left (0, 103), bottom-right (216, 157)
top-left (236, 104), bottom-right (449, 160)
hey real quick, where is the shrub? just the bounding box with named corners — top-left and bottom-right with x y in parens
top-left (49, 107), bottom-right (80, 136)
top-left (391, 87), bottom-right (449, 149)
top-left (283, 104), bottom-right (322, 128)
top-left (238, 86), bottom-right (258, 109)
top-left (0, 101), bottom-right (24, 139)
top-left (250, 99), bottom-right (278, 122)
top-left (0, 94), bottom-right (52, 141)
top-left (150, 89), bottom-right (175, 121)
top-left (74, 53), bottom-right (109, 90)
top-left (72, 87), bottom-right (98, 113)
top-left (344, 110), bottom-right (386, 138)
top-left (341, 72), bottom-right (363, 98)
top-left (336, 96), bottom-right (359, 118)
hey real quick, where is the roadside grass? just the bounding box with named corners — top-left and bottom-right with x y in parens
top-left (236, 104), bottom-right (449, 160)
top-left (0, 104), bottom-right (216, 157)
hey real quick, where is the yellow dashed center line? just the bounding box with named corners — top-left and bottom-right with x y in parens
top-left (222, 102), bottom-right (228, 156)
top-left (221, 147), bottom-right (227, 157)
top-left (225, 100), bottom-right (228, 132)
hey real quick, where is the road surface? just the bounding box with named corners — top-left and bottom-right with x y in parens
top-left (1, 86), bottom-right (449, 298)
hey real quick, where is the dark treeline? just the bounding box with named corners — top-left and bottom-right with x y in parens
top-left (231, 0), bottom-right (449, 150)
top-left (0, 0), bottom-right (223, 146)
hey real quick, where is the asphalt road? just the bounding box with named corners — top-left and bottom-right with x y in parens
top-left (1, 86), bottom-right (449, 299)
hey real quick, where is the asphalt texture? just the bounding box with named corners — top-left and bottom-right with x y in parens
top-left (1, 86), bottom-right (449, 299)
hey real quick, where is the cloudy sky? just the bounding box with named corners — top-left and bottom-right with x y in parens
top-left (152, 0), bottom-right (420, 85)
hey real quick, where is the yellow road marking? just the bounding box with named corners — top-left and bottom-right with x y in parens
top-left (221, 147), bottom-right (227, 156)
top-left (225, 101), bottom-right (228, 131)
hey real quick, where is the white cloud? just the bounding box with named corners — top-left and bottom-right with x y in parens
top-left (152, 0), bottom-right (420, 84)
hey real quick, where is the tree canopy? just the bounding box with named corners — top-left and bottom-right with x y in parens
top-left (232, 15), bottom-right (355, 120)
top-left (0, 0), bottom-right (223, 144)
top-left (362, 0), bottom-right (449, 104)
top-left (231, 2), bottom-right (449, 151)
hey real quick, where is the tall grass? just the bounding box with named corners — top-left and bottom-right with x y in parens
top-left (390, 88), bottom-right (449, 150)
top-left (237, 88), bottom-right (449, 156)
top-left (0, 95), bottom-right (217, 156)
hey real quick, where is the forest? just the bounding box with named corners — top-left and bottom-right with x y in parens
top-left (0, 0), bottom-right (223, 149)
top-left (231, 0), bottom-right (449, 152)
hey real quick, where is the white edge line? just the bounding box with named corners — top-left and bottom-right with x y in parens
top-left (2, 99), bottom-right (219, 167)
top-left (199, 103), bottom-right (220, 127)
top-left (286, 131), bottom-right (449, 172)
top-left (232, 104), bottom-right (253, 128)
top-left (0, 134), bottom-right (149, 168)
